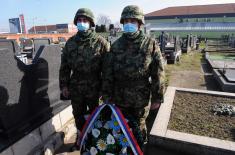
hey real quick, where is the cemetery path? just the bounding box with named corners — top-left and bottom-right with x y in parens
top-left (168, 70), bottom-right (206, 90)
top-left (166, 51), bottom-right (221, 91)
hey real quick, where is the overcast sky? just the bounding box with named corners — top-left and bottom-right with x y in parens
top-left (0, 0), bottom-right (235, 32)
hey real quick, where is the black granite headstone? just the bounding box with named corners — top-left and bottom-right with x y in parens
top-left (32, 38), bottom-right (50, 58)
top-left (0, 42), bottom-right (70, 142)
top-left (0, 39), bottom-right (20, 54)
top-left (19, 39), bottom-right (34, 58)
top-left (189, 34), bottom-right (193, 48)
top-left (31, 45), bottom-right (69, 117)
top-left (0, 48), bottom-right (30, 136)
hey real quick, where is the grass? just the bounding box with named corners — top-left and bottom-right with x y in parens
top-left (165, 51), bottom-right (203, 87)
top-left (199, 41), bottom-right (206, 49)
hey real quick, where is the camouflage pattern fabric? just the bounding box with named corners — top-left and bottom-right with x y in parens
top-left (107, 30), bottom-right (165, 146)
top-left (120, 5), bottom-right (145, 24)
top-left (111, 30), bottom-right (165, 108)
top-left (73, 8), bottom-right (95, 26)
top-left (59, 29), bottom-right (111, 130)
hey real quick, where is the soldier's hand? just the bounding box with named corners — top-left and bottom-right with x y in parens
top-left (62, 87), bottom-right (70, 98)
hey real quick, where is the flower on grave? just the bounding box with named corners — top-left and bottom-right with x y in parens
top-left (121, 147), bottom-right (127, 154)
top-left (92, 128), bottom-right (100, 138)
top-left (94, 120), bottom-right (103, 128)
top-left (97, 139), bottom-right (107, 151)
top-left (119, 134), bottom-right (129, 147)
top-left (111, 114), bottom-right (115, 120)
top-left (111, 121), bottom-right (120, 131)
top-left (104, 121), bottom-right (112, 129)
top-left (110, 117), bottom-right (120, 131)
top-left (90, 147), bottom-right (98, 155)
top-left (112, 129), bottom-right (120, 138)
top-left (106, 134), bottom-right (115, 144)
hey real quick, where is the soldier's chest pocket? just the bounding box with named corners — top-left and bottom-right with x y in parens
top-left (128, 52), bottom-right (151, 74)
top-left (69, 49), bottom-right (84, 68)
top-left (113, 51), bottom-right (125, 71)
top-left (90, 52), bottom-right (101, 68)
top-left (87, 44), bottom-right (100, 62)
top-left (139, 49), bottom-right (152, 69)
top-left (114, 50), bottom-right (125, 62)
top-left (125, 53), bottom-right (143, 66)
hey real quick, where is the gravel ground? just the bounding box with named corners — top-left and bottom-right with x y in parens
top-left (168, 91), bottom-right (235, 141)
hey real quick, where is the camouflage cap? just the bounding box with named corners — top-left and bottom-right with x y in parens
top-left (120, 5), bottom-right (144, 24)
top-left (74, 8), bottom-right (95, 27)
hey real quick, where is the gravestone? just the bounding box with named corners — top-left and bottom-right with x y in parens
top-left (20, 39), bottom-right (34, 58)
top-left (181, 35), bottom-right (191, 53)
top-left (30, 44), bottom-right (69, 119)
top-left (193, 36), bottom-right (197, 49)
top-left (189, 34), bottom-right (193, 49)
top-left (0, 42), bottom-right (70, 146)
top-left (174, 36), bottom-right (181, 52)
top-left (32, 38), bottom-right (50, 58)
top-left (0, 39), bottom-right (20, 54)
top-left (0, 47), bottom-right (30, 136)
top-left (186, 34), bottom-right (191, 52)
top-left (224, 69), bottom-right (235, 82)
top-left (108, 36), bottom-right (119, 45)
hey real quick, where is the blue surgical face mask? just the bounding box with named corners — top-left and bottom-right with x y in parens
top-left (77, 22), bottom-right (90, 31)
top-left (123, 23), bottom-right (138, 33)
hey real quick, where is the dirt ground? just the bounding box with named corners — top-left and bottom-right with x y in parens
top-left (168, 70), bottom-right (206, 89)
top-left (168, 91), bottom-right (235, 141)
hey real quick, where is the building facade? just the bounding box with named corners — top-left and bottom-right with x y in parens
top-left (145, 3), bottom-right (235, 33)
top-left (28, 23), bottom-right (77, 34)
top-left (19, 14), bottom-right (26, 34)
top-left (9, 18), bottom-right (21, 33)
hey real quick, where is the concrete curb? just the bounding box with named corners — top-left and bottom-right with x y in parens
top-left (1, 105), bottom-right (75, 155)
top-left (149, 87), bottom-right (235, 155)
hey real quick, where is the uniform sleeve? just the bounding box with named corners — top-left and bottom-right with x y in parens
top-left (101, 41), bottom-right (113, 100)
top-left (59, 42), bottom-right (71, 89)
top-left (150, 40), bottom-right (165, 103)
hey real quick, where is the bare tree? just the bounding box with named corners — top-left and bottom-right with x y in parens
top-left (96, 14), bottom-right (111, 28)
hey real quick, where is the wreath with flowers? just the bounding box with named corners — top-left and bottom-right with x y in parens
top-left (79, 104), bottom-right (143, 155)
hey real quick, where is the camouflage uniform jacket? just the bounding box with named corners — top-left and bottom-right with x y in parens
top-left (59, 30), bottom-right (111, 99)
top-left (111, 31), bottom-right (165, 108)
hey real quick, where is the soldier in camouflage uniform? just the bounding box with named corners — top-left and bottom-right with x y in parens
top-left (108, 5), bottom-right (165, 149)
top-left (59, 8), bottom-right (111, 149)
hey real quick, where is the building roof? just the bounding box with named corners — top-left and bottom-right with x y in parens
top-left (28, 25), bottom-right (57, 32)
top-left (145, 3), bottom-right (235, 18)
top-left (147, 22), bottom-right (235, 32)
